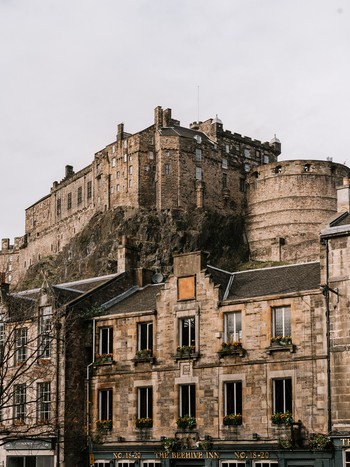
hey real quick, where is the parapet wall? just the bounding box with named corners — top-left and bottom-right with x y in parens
top-left (245, 160), bottom-right (350, 263)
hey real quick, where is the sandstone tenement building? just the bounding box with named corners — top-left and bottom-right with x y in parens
top-left (1, 106), bottom-right (349, 289)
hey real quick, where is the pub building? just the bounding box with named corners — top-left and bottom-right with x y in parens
top-left (87, 251), bottom-right (341, 467)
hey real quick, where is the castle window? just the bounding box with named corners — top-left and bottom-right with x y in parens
top-left (224, 312), bottom-right (242, 343)
top-left (67, 192), bottom-right (72, 210)
top-left (263, 154), bottom-right (269, 164)
top-left (195, 167), bottom-right (202, 180)
top-left (112, 144), bottom-right (115, 153)
top-left (99, 389), bottom-right (113, 425)
top-left (165, 164), bottom-right (171, 175)
top-left (222, 173), bottom-right (227, 188)
top-left (112, 157), bottom-right (116, 167)
top-left (195, 149), bottom-right (202, 162)
top-left (224, 381), bottom-right (242, 416)
top-left (124, 154), bottom-right (128, 163)
top-left (303, 163), bottom-right (311, 172)
top-left (239, 178), bottom-right (246, 192)
top-left (274, 165), bottom-right (282, 174)
top-left (225, 144), bottom-right (230, 153)
top-left (149, 151), bottom-right (154, 160)
top-left (179, 384), bottom-right (196, 418)
top-left (77, 186), bottom-right (83, 204)
top-left (87, 181), bottom-right (92, 199)
top-left (110, 186), bottom-right (114, 194)
top-left (116, 171), bottom-right (120, 179)
top-left (273, 378), bottom-right (292, 414)
top-left (129, 179), bottom-right (132, 188)
top-left (129, 165), bottom-right (133, 175)
top-left (138, 387), bottom-right (153, 420)
top-left (37, 382), bottom-right (51, 422)
top-left (244, 163), bottom-right (250, 172)
top-left (272, 306), bottom-right (291, 339)
top-left (116, 184), bottom-right (120, 192)
top-left (222, 158), bottom-right (228, 169)
top-left (244, 148), bottom-right (250, 158)
top-left (56, 198), bottom-right (61, 216)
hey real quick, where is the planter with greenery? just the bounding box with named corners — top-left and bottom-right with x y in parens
top-left (223, 413), bottom-right (243, 426)
top-left (218, 342), bottom-right (244, 357)
top-left (271, 411), bottom-right (293, 426)
top-left (96, 419), bottom-right (112, 431)
top-left (308, 433), bottom-right (332, 450)
top-left (95, 353), bottom-right (113, 364)
top-left (176, 415), bottom-right (197, 429)
top-left (136, 417), bottom-right (153, 429)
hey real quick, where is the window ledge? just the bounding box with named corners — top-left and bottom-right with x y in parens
top-left (218, 348), bottom-right (245, 358)
top-left (133, 356), bottom-right (156, 366)
top-left (266, 343), bottom-right (296, 354)
top-left (174, 352), bottom-right (200, 361)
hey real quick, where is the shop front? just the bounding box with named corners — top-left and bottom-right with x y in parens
top-left (3, 439), bottom-right (56, 467)
top-left (91, 444), bottom-right (334, 467)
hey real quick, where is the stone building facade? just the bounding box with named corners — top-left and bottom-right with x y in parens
top-left (1, 106), bottom-right (281, 287)
top-left (87, 250), bottom-right (336, 466)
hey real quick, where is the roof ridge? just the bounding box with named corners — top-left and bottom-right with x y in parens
top-left (233, 261), bottom-right (320, 275)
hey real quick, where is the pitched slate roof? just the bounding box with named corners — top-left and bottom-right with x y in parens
top-left (159, 126), bottom-right (212, 143)
top-left (225, 262), bottom-right (320, 300)
top-left (100, 283), bottom-right (164, 315)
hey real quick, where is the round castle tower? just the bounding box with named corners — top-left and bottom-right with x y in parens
top-left (245, 160), bottom-right (350, 263)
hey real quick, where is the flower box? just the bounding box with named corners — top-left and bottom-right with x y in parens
top-left (271, 411), bottom-right (293, 426)
top-left (218, 342), bottom-right (244, 357)
top-left (308, 433), bottom-right (332, 450)
top-left (176, 415), bottom-right (196, 429)
top-left (133, 349), bottom-right (155, 364)
top-left (95, 353), bottom-right (113, 364)
top-left (267, 337), bottom-right (295, 354)
top-left (223, 413), bottom-right (242, 426)
top-left (96, 419), bottom-right (112, 431)
top-left (175, 346), bottom-right (198, 360)
top-left (136, 417), bottom-right (153, 429)
top-left (271, 336), bottom-right (292, 345)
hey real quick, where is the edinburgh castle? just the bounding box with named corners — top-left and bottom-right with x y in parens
top-left (1, 106), bottom-right (349, 288)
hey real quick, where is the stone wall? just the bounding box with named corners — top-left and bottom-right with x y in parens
top-left (246, 160), bottom-right (350, 263)
top-left (1, 106), bottom-right (281, 288)
top-left (90, 252), bottom-right (327, 445)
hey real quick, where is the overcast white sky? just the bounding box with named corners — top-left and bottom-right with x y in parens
top-left (1, 0), bottom-right (349, 240)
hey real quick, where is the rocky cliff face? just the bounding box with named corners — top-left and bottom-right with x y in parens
top-left (17, 207), bottom-right (247, 290)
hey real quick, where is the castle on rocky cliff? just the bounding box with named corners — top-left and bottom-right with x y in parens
top-left (1, 106), bottom-right (349, 287)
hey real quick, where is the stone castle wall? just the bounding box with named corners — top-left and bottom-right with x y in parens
top-left (1, 106), bottom-right (281, 287)
top-left (245, 160), bottom-right (350, 263)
